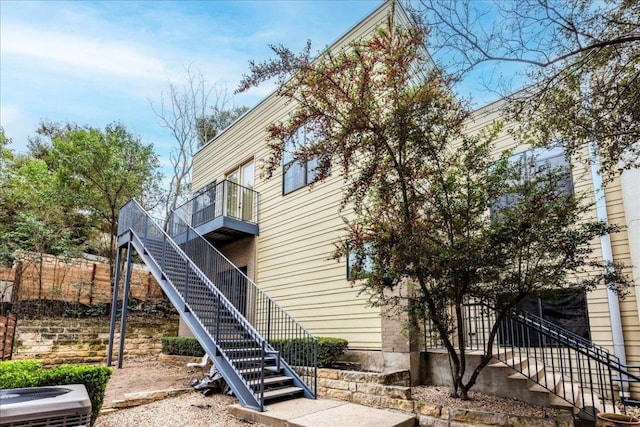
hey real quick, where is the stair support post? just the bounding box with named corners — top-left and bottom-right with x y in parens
top-left (260, 340), bottom-right (266, 412)
top-left (116, 240), bottom-right (134, 368)
top-left (107, 246), bottom-right (123, 366)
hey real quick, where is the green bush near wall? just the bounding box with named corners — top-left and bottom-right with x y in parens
top-left (0, 360), bottom-right (111, 427)
top-left (0, 360), bottom-right (43, 388)
top-left (160, 335), bottom-right (347, 367)
top-left (161, 336), bottom-right (205, 357)
top-left (272, 337), bottom-right (348, 368)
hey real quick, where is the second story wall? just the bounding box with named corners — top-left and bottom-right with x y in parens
top-left (191, 2), bottom-right (405, 351)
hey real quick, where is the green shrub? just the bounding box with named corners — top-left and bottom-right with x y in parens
top-left (317, 337), bottom-right (349, 367)
top-left (38, 364), bottom-right (111, 426)
top-left (161, 336), bottom-right (204, 356)
top-left (0, 360), bottom-right (43, 388)
top-left (272, 337), bottom-right (348, 368)
top-left (0, 360), bottom-right (111, 427)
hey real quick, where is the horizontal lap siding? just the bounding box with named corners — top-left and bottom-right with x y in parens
top-left (470, 103), bottom-right (640, 393)
top-left (192, 3), bottom-right (399, 351)
top-left (257, 157), bottom-right (382, 349)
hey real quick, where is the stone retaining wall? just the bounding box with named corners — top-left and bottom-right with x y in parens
top-left (13, 317), bottom-right (179, 365)
top-left (316, 368), bottom-right (574, 427)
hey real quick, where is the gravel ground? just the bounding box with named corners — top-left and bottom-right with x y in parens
top-left (98, 357), bottom-right (640, 425)
top-left (411, 386), bottom-right (566, 419)
top-left (95, 392), bottom-right (266, 427)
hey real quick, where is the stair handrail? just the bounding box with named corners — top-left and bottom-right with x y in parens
top-left (120, 199), bottom-right (317, 401)
top-left (118, 200), bottom-right (276, 405)
top-left (169, 206), bottom-right (318, 341)
top-left (168, 204), bottom-right (318, 397)
top-left (424, 299), bottom-right (640, 419)
top-left (509, 306), bottom-right (640, 383)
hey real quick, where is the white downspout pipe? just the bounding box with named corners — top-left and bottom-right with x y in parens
top-left (590, 142), bottom-right (629, 396)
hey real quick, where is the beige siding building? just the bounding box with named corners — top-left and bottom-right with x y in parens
top-left (188, 0), bottom-right (640, 397)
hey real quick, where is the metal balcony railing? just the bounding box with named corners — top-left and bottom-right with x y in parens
top-left (424, 301), bottom-right (640, 419)
top-left (171, 180), bottom-right (258, 233)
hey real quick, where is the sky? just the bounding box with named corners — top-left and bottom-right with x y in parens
top-left (1, 0), bottom-right (385, 157)
top-left (0, 0), bottom-right (507, 172)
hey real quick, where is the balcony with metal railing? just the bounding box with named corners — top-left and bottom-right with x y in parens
top-left (170, 180), bottom-right (259, 243)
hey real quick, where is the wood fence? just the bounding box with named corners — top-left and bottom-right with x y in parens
top-left (0, 253), bottom-right (164, 311)
top-left (0, 313), bottom-right (17, 360)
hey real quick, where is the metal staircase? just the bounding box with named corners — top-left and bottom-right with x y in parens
top-left (425, 301), bottom-right (640, 420)
top-left (108, 200), bottom-right (317, 411)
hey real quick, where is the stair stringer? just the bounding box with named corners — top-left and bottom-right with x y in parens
top-left (120, 231), bottom-right (265, 411)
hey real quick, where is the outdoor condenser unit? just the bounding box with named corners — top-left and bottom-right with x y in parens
top-left (0, 384), bottom-right (91, 427)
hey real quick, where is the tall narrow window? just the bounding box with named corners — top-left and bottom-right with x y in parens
top-left (283, 127), bottom-right (321, 194)
top-left (226, 160), bottom-right (255, 222)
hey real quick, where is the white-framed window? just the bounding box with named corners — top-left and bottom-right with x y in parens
top-left (283, 127), bottom-right (321, 195)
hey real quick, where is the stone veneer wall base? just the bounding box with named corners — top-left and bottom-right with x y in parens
top-left (314, 368), bottom-right (575, 427)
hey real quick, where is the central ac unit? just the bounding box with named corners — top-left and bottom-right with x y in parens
top-left (0, 384), bottom-right (91, 427)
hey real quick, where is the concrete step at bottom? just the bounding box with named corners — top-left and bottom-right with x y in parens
top-left (230, 398), bottom-right (416, 427)
top-left (578, 391), bottom-right (615, 415)
top-left (549, 394), bottom-right (579, 414)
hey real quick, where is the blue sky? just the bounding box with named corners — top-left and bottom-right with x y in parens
top-left (1, 0), bottom-right (384, 158)
top-left (1, 0), bottom-right (507, 170)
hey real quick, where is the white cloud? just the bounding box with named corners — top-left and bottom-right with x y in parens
top-left (0, 104), bottom-right (36, 152)
top-left (3, 23), bottom-right (169, 81)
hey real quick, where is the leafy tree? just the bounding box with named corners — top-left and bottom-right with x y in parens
top-left (237, 13), bottom-right (629, 399)
top-left (0, 126), bottom-right (12, 169)
top-left (151, 67), bottom-right (248, 226)
top-left (47, 122), bottom-right (161, 275)
top-left (415, 0), bottom-right (640, 176)
top-left (0, 153), bottom-right (82, 315)
top-left (196, 105), bottom-right (249, 148)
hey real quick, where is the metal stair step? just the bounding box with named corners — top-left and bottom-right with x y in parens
top-left (231, 356), bottom-right (276, 364)
top-left (248, 375), bottom-right (293, 387)
top-left (262, 386), bottom-right (304, 401)
top-left (217, 339), bottom-right (256, 346)
top-left (225, 347), bottom-right (262, 352)
top-left (238, 366), bottom-right (283, 376)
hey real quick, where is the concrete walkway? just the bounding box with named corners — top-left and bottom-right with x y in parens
top-left (229, 398), bottom-right (415, 427)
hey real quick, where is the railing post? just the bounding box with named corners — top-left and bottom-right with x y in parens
top-left (223, 180), bottom-right (228, 217)
top-left (117, 240), bottom-right (134, 369)
top-left (184, 227), bottom-right (190, 304)
top-left (267, 300), bottom-right (272, 341)
top-left (260, 340), bottom-right (266, 412)
top-left (143, 215), bottom-right (148, 245)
